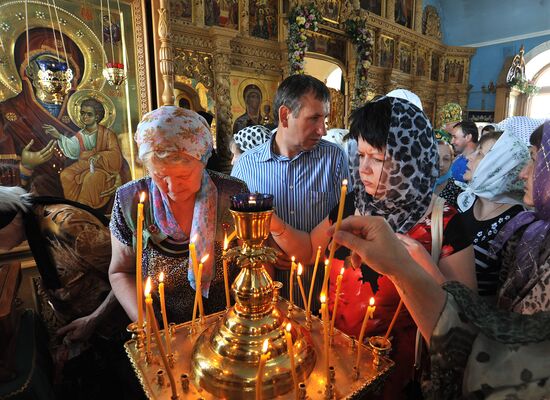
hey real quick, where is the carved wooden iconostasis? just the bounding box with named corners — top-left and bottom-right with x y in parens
top-left (152, 0), bottom-right (475, 172)
top-left (0, 0), bottom-right (151, 214)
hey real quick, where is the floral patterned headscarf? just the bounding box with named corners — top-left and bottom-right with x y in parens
top-left (457, 130), bottom-right (529, 212)
top-left (350, 97), bottom-right (439, 233)
top-left (135, 106), bottom-right (217, 296)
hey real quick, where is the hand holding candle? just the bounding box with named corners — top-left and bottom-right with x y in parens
top-left (285, 323), bottom-right (299, 400)
top-left (136, 192), bottom-right (146, 328)
top-left (255, 339), bottom-right (270, 400)
top-left (330, 267), bottom-right (344, 336)
top-left (296, 263), bottom-right (308, 309)
top-left (355, 297), bottom-right (375, 372)
top-left (158, 272), bottom-right (172, 356)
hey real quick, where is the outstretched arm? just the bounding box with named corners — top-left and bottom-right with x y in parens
top-left (108, 234), bottom-right (139, 321)
top-left (330, 216), bottom-right (446, 343)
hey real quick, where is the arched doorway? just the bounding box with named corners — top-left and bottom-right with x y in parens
top-left (525, 41), bottom-right (550, 119)
top-left (304, 55), bottom-right (347, 129)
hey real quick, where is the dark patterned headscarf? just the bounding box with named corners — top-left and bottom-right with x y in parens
top-left (350, 97), bottom-right (439, 233)
top-left (492, 121), bottom-right (550, 308)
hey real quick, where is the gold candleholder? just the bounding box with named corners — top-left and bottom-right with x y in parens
top-left (191, 208), bottom-right (316, 399)
top-left (368, 336), bottom-right (392, 367)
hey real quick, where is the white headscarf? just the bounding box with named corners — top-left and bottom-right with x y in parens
top-left (457, 130), bottom-right (529, 212)
top-left (495, 116), bottom-right (545, 145)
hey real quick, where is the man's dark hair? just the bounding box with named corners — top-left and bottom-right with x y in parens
top-left (530, 123), bottom-right (544, 148)
top-left (453, 120), bottom-right (479, 143)
top-left (273, 74), bottom-right (330, 124)
top-left (349, 97), bottom-right (392, 150)
top-left (481, 124), bottom-right (495, 135)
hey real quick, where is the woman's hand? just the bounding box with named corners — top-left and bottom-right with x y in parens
top-left (56, 314), bottom-right (98, 343)
top-left (396, 234), bottom-right (446, 284)
top-left (328, 216), bottom-right (412, 276)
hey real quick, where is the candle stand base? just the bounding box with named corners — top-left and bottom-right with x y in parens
top-left (368, 336), bottom-right (392, 367)
top-left (125, 300), bottom-right (393, 399)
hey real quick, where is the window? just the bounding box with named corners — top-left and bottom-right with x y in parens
top-left (527, 48), bottom-right (550, 119)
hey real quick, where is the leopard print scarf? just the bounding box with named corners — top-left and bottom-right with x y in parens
top-left (350, 97), bottom-right (439, 233)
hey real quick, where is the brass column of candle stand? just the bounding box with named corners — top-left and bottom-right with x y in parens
top-left (191, 208), bottom-right (316, 399)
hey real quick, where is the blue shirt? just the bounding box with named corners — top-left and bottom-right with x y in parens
top-left (231, 135), bottom-right (350, 232)
top-left (451, 154), bottom-right (468, 183)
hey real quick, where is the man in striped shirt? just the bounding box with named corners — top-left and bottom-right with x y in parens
top-left (231, 74), bottom-right (350, 310)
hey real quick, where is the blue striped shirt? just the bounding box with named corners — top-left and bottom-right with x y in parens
top-left (231, 135), bottom-right (350, 232)
top-left (231, 135), bottom-right (350, 311)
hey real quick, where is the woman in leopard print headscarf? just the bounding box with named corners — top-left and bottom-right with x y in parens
top-left (268, 96), bottom-right (476, 398)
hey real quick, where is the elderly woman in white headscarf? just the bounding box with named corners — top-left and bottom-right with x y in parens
top-left (109, 107), bottom-right (248, 323)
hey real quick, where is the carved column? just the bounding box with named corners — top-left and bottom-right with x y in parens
top-left (385, 0), bottom-right (395, 21)
top-left (194, 0), bottom-right (205, 26)
top-left (414, 0), bottom-right (423, 33)
top-left (373, 27), bottom-right (382, 66)
top-left (211, 28), bottom-right (238, 173)
top-left (159, 0), bottom-right (175, 106)
top-left (240, 0), bottom-right (250, 35)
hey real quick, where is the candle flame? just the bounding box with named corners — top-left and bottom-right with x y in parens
top-left (262, 339), bottom-right (269, 353)
top-left (191, 234), bottom-right (198, 243)
top-left (144, 277), bottom-right (152, 296)
top-left (320, 293), bottom-right (326, 304)
top-left (297, 263), bottom-right (303, 275)
top-left (139, 192), bottom-right (146, 203)
top-left (340, 267), bottom-right (345, 275)
top-left (223, 233), bottom-right (229, 251)
top-left (342, 179), bottom-right (348, 186)
top-left (324, 259), bottom-right (329, 266)
top-left (159, 272), bottom-right (164, 283)
top-left (200, 254), bottom-right (209, 264)
top-left (291, 255), bottom-right (295, 262)
top-left (286, 322), bottom-right (291, 332)
top-left (369, 297), bottom-right (375, 306)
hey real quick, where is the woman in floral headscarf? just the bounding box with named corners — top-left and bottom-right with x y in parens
top-left (458, 130), bottom-right (529, 301)
top-left (493, 122), bottom-right (550, 313)
top-left (269, 97), bottom-right (476, 398)
top-left (109, 107), bottom-right (247, 324)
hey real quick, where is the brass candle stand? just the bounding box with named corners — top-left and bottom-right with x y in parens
top-left (124, 203), bottom-right (394, 399)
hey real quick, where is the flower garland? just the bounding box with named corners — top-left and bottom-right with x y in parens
top-left (508, 77), bottom-right (540, 96)
top-left (287, 3), bottom-right (321, 74)
top-left (345, 17), bottom-right (374, 109)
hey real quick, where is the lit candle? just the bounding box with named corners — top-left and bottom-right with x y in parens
top-left (323, 179), bottom-right (348, 294)
top-left (296, 263), bottom-right (308, 309)
top-left (189, 234), bottom-right (199, 278)
top-left (285, 323), bottom-right (299, 400)
top-left (320, 293), bottom-right (330, 384)
top-left (145, 277), bottom-right (152, 354)
top-left (197, 254), bottom-right (209, 318)
top-left (144, 279), bottom-right (178, 398)
top-left (158, 272), bottom-right (172, 355)
top-left (255, 339), bottom-right (269, 400)
top-left (330, 267), bottom-right (344, 336)
top-left (384, 299), bottom-right (403, 341)
top-left (289, 256), bottom-right (296, 308)
top-left (222, 234), bottom-right (231, 308)
top-left (356, 297), bottom-right (376, 371)
top-left (136, 192), bottom-right (146, 328)
top-left (307, 246), bottom-right (322, 317)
